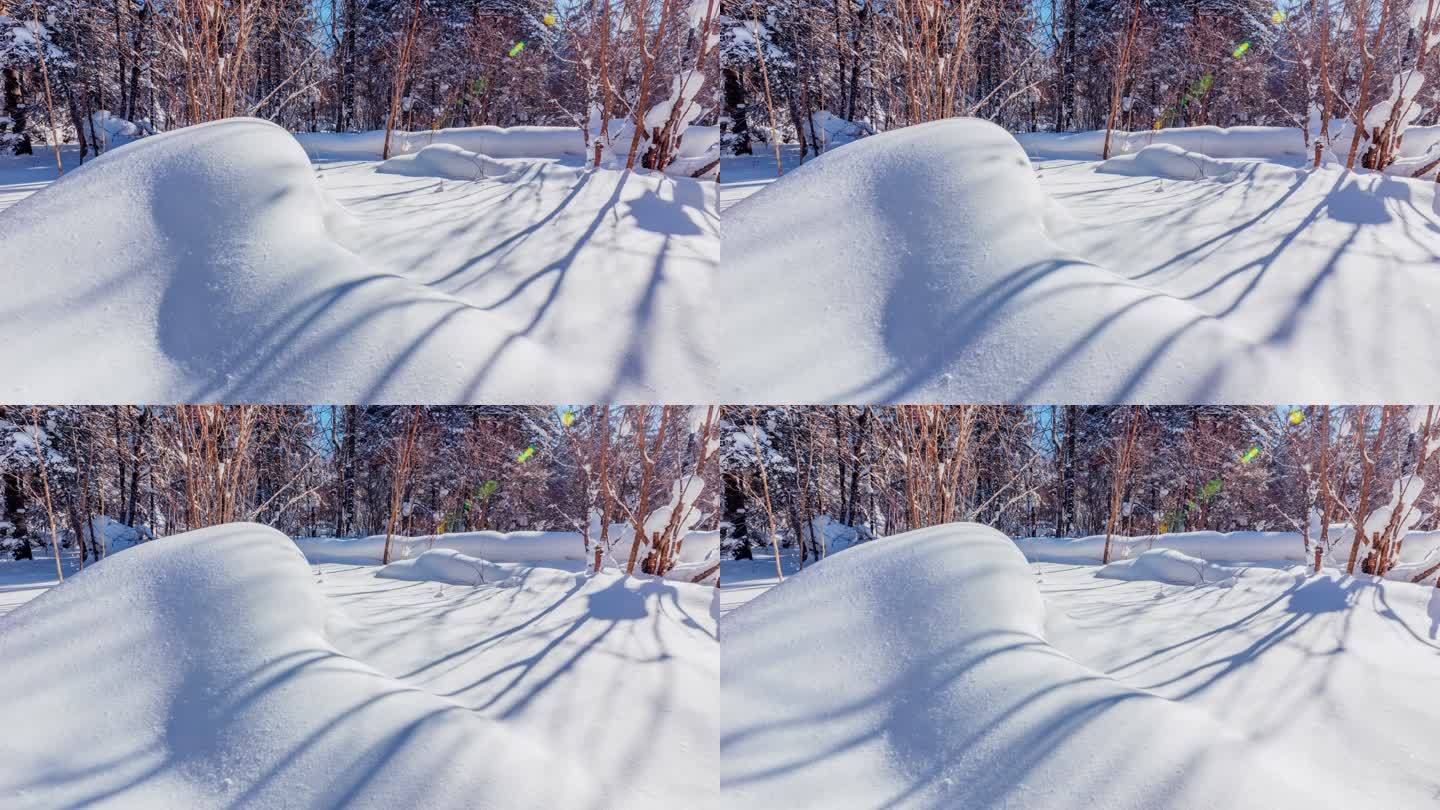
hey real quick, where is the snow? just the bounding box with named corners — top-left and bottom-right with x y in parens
top-left (722, 523), bottom-right (1349, 808)
top-left (1096, 547), bottom-right (1237, 585)
top-left (1038, 560), bottom-right (1440, 808)
top-left (1017, 530), bottom-right (1311, 564)
top-left (375, 143), bottom-right (531, 181)
top-left (375, 548), bottom-right (574, 588)
top-left (0, 118), bottom-right (717, 402)
top-left (1018, 125), bottom-right (1311, 162)
top-left (722, 118), bottom-right (1440, 400)
top-left (1098, 143), bottom-right (1300, 184)
top-left (294, 529), bottom-right (594, 565)
top-left (0, 522), bottom-right (718, 808)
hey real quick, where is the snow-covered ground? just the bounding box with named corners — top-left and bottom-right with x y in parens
top-left (0, 524), bottom-right (718, 809)
top-left (719, 121), bottom-right (1440, 402)
top-left (0, 119), bottom-right (717, 402)
top-left (720, 523), bottom-right (1440, 809)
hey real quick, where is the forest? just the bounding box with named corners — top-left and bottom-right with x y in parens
top-left (1, 404), bottom-right (720, 580)
top-left (2, 0), bottom-right (719, 171)
top-left (723, 405), bottom-right (1440, 583)
top-left (722, 0), bottom-right (1440, 173)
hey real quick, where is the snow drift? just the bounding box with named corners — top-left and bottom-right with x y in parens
top-left (0, 523), bottom-right (603, 810)
top-left (294, 124), bottom-right (720, 176)
top-left (1098, 143), bottom-right (1300, 184)
top-left (1097, 548), bottom-right (1236, 586)
top-left (1018, 530), bottom-right (1310, 565)
top-left (1018, 125), bottom-right (1310, 162)
top-left (374, 548), bottom-right (577, 588)
top-left (0, 117), bottom-right (579, 402)
top-left (722, 523), bottom-right (1341, 809)
top-left (375, 143), bottom-right (531, 182)
top-left (720, 117), bottom-right (1260, 402)
top-left (1017, 528), bottom-right (1440, 582)
top-left (295, 529), bottom-right (593, 565)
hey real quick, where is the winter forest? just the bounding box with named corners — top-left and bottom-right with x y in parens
top-left (722, 404), bottom-right (1440, 808)
top-left (0, 404), bottom-right (720, 809)
top-left (0, 0), bottom-right (721, 402)
top-left (719, 0), bottom-right (1440, 401)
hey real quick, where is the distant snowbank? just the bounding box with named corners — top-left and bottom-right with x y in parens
top-left (1018, 530), bottom-right (1310, 564)
top-left (375, 143), bottom-right (533, 182)
top-left (1017, 528), bottom-right (1440, 582)
top-left (1019, 125), bottom-right (1309, 162)
top-left (1097, 548), bottom-right (1237, 586)
top-left (722, 522), bottom-right (1340, 808)
top-left (0, 522), bottom-right (597, 809)
top-left (296, 529), bottom-right (591, 565)
top-left (1098, 143), bottom-right (1301, 184)
top-left (1020, 123), bottom-right (1440, 179)
top-left (294, 124), bottom-right (719, 176)
top-left (296, 526), bottom-right (719, 582)
top-left (375, 548), bottom-right (583, 588)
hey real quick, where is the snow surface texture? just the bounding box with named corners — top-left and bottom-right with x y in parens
top-left (721, 522), bottom-right (1348, 809)
top-left (1037, 559), bottom-right (1440, 808)
top-left (0, 118), bottom-right (717, 402)
top-left (0, 523), bottom-right (613, 810)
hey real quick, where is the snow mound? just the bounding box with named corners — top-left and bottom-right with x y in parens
top-left (373, 548), bottom-right (578, 589)
top-left (720, 118), bottom-right (1252, 401)
top-left (375, 143), bottom-right (531, 182)
top-left (1098, 143), bottom-right (1300, 183)
top-left (0, 523), bottom-right (599, 810)
top-left (376, 548), bottom-right (510, 586)
top-left (1097, 548), bottom-right (1236, 586)
top-left (0, 117), bottom-right (562, 401)
top-left (723, 522), bottom-right (1339, 809)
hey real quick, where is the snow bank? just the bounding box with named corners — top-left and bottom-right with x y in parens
top-left (1098, 143), bottom-right (1300, 183)
top-left (295, 124), bottom-right (719, 178)
top-left (0, 522), bottom-right (597, 809)
top-left (0, 117), bottom-right (564, 401)
top-left (375, 143), bottom-right (531, 182)
top-left (295, 125), bottom-right (588, 161)
top-left (295, 529), bottom-right (591, 565)
top-left (1097, 548), bottom-right (1236, 586)
top-left (720, 117), bottom-right (1254, 401)
top-left (722, 522), bottom-right (1339, 808)
top-left (1019, 125), bottom-right (1309, 162)
top-left (373, 547), bottom-right (577, 588)
top-left (1017, 530), bottom-right (1307, 564)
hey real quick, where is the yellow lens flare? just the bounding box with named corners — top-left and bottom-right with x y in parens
top-left (1232, 41), bottom-right (1251, 59)
top-left (1271, 9), bottom-right (1286, 23)
top-left (516, 445), bottom-right (536, 463)
top-left (1288, 409), bottom-right (1305, 425)
top-left (508, 41), bottom-right (526, 57)
top-left (542, 12), bottom-right (556, 26)
top-left (1240, 446), bottom-right (1261, 464)
top-left (560, 410), bottom-right (576, 427)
